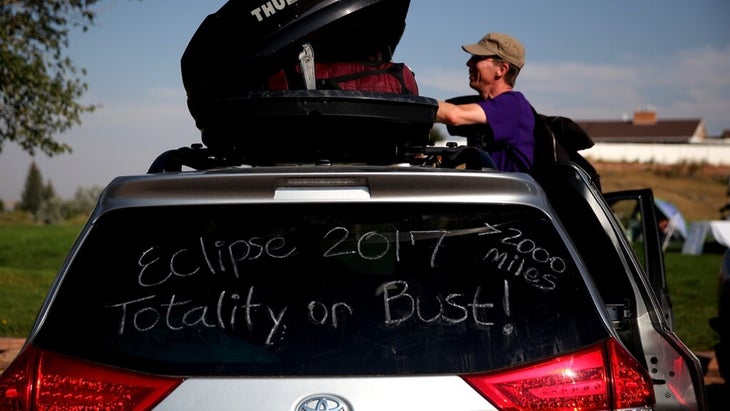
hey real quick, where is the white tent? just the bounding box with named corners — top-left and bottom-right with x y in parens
top-left (654, 198), bottom-right (688, 251)
top-left (682, 221), bottom-right (730, 255)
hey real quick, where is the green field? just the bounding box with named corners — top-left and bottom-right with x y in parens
top-left (0, 222), bottom-right (725, 352)
top-left (0, 223), bottom-right (82, 336)
top-left (664, 250), bottom-right (724, 351)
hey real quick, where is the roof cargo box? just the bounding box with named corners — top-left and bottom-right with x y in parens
top-left (181, 0), bottom-right (437, 163)
top-left (182, 0), bottom-right (411, 99)
top-left (195, 90), bottom-right (437, 164)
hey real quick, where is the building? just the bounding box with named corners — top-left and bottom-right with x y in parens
top-left (578, 110), bottom-right (707, 143)
top-left (576, 109), bottom-right (730, 166)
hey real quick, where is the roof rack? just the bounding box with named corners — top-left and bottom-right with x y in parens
top-left (147, 143), bottom-right (497, 173)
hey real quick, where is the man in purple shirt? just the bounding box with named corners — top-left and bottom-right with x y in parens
top-left (435, 32), bottom-right (535, 172)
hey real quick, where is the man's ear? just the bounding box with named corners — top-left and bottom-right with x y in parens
top-left (497, 62), bottom-right (508, 76)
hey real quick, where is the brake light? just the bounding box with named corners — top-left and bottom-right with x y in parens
top-left (463, 339), bottom-right (654, 411)
top-left (0, 344), bottom-right (183, 411)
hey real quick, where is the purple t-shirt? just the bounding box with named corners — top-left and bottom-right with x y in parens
top-left (475, 91), bottom-right (535, 172)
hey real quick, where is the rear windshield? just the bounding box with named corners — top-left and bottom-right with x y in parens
top-left (37, 203), bottom-right (608, 376)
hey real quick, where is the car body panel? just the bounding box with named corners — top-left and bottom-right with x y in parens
top-left (533, 164), bottom-right (707, 409)
top-left (155, 376), bottom-right (493, 410)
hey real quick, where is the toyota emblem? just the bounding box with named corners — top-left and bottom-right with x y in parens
top-left (295, 394), bottom-right (350, 411)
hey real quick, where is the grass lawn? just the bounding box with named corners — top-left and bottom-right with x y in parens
top-left (665, 251), bottom-right (724, 352)
top-left (0, 223), bottom-right (81, 336)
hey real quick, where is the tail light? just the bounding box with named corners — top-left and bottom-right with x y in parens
top-left (463, 338), bottom-right (654, 411)
top-left (0, 344), bottom-right (183, 411)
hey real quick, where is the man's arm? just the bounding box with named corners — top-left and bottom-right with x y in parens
top-left (436, 101), bottom-right (488, 126)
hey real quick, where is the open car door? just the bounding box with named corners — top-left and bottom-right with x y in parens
top-left (603, 189), bottom-right (674, 328)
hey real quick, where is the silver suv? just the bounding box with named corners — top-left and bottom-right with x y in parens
top-left (0, 123), bottom-right (708, 410)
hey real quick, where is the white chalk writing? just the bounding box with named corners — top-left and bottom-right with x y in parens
top-left (481, 227), bottom-right (568, 291)
top-left (106, 281), bottom-right (502, 346)
top-left (106, 221), bottom-right (570, 348)
top-left (376, 281), bottom-right (496, 327)
top-left (137, 235), bottom-right (296, 287)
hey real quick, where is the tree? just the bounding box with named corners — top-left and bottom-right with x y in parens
top-left (37, 195), bottom-right (64, 224)
top-left (63, 185), bottom-right (103, 218)
top-left (43, 180), bottom-right (57, 202)
top-left (17, 161), bottom-right (45, 214)
top-left (0, 0), bottom-right (113, 157)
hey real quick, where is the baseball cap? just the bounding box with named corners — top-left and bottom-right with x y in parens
top-left (462, 32), bottom-right (525, 68)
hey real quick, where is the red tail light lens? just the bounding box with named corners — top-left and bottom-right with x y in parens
top-left (463, 339), bottom-right (654, 411)
top-left (0, 344), bottom-right (183, 411)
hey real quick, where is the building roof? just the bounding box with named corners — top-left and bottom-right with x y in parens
top-left (575, 110), bottom-right (706, 143)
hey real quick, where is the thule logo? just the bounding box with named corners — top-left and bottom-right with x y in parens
top-left (250, 0), bottom-right (299, 22)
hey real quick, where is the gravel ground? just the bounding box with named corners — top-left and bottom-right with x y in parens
top-left (0, 338), bottom-right (25, 372)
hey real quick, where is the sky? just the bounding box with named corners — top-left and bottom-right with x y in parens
top-left (1, 0), bottom-right (729, 202)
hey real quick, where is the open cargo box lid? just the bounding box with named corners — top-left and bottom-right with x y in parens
top-left (181, 0), bottom-right (437, 163)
